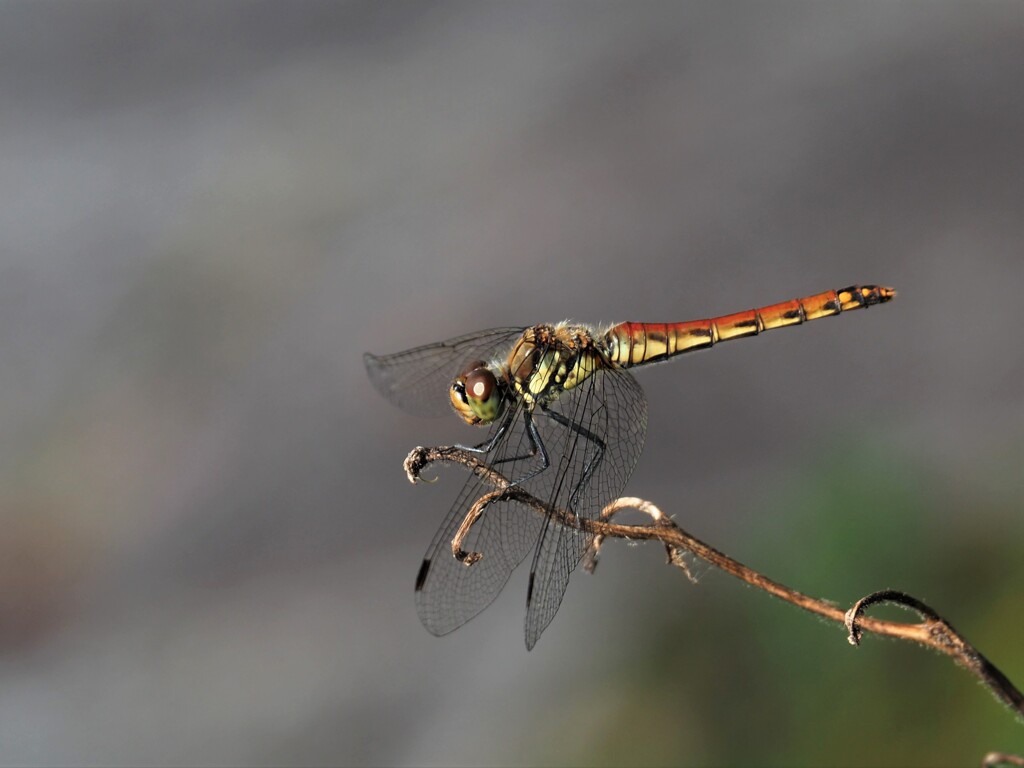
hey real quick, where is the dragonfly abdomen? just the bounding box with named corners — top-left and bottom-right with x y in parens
top-left (603, 285), bottom-right (895, 368)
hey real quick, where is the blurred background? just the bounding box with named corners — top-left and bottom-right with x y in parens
top-left (1, 2), bottom-right (1022, 765)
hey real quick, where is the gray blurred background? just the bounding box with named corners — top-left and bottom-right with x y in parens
top-left (1, 2), bottom-right (1022, 765)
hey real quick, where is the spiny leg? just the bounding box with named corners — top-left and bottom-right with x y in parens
top-left (456, 406), bottom-right (517, 454)
top-left (506, 409), bottom-right (551, 487)
top-left (455, 400), bottom-right (548, 470)
top-left (542, 405), bottom-right (607, 512)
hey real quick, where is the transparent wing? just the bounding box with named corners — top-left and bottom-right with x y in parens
top-left (413, 397), bottom-right (550, 635)
top-left (364, 327), bottom-right (525, 417)
top-left (522, 366), bottom-right (648, 649)
top-left (413, 361), bottom-right (648, 648)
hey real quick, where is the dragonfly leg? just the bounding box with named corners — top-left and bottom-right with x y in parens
top-left (541, 406), bottom-right (606, 512)
top-left (455, 407), bottom-right (515, 454)
top-left (449, 409), bottom-right (551, 568)
top-left (505, 409), bottom-right (551, 487)
top-left (490, 409), bottom-right (546, 468)
top-left (457, 405), bottom-right (548, 470)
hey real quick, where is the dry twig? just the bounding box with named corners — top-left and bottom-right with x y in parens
top-left (404, 444), bottom-right (1024, 723)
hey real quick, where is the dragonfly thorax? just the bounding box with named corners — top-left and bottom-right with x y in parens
top-left (506, 323), bottom-right (603, 407)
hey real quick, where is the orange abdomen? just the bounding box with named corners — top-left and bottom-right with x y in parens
top-left (603, 285), bottom-right (895, 368)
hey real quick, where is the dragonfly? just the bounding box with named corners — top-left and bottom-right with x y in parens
top-left (365, 284), bottom-right (895, 649)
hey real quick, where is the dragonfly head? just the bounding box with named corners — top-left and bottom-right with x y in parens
top-left (449, 361), bottom-right (507, 426)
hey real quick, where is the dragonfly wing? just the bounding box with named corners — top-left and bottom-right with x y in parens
top-left (413, 400), bottom-right (548, 635)
top-left (364, 327), bottom-right (525, 418)
top-left (523, 365), bottom-right (648, 650)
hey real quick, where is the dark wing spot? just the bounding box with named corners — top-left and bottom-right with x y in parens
top-left (526, 571), bottom-right (536, 606)
top-left (415, 559), bottom-right (432, 591)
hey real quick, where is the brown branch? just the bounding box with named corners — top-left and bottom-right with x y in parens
top-left (404, 444), bottom-right (1024, 722)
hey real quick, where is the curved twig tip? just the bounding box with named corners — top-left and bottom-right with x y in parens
top-left (846, 589), bottom-right (946, 646)
top-left (983, 752), bottom-right (1024, 767)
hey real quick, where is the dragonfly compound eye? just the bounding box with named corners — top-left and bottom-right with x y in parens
top-left (449, 366), bottom-right (505, 425)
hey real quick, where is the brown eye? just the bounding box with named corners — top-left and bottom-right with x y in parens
top-left (464, 368), bottom-right (495, 402)
top-left (448, 364), bottom-right (505, 426)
